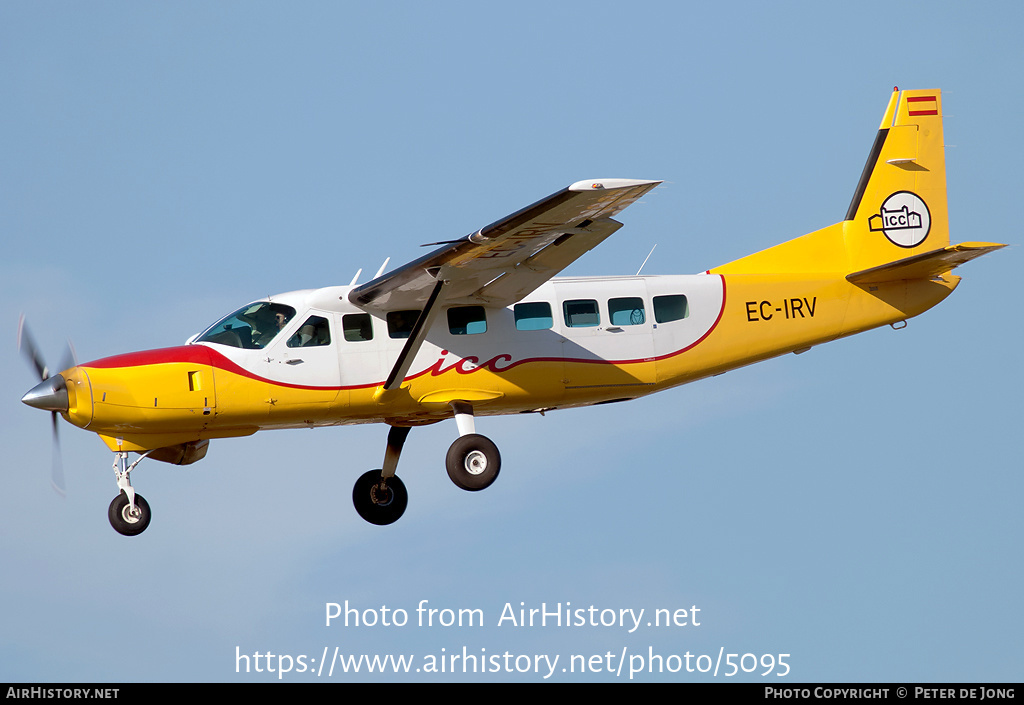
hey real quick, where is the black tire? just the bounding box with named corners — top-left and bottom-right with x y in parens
top-left (445, 434), bottom-right (501, 491)
top-left (352, 470), bottom-right (408, 525)
top-left (108, 492), bottom-right (151, 536)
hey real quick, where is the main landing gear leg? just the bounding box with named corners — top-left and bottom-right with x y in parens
top-left (108, 451), bottom-right (153, 536)
top-left (446, 401), bottom-right (501, 491)
top-left (352, 425), bottom-right (409, 526)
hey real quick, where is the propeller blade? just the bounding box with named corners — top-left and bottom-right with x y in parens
top-left (17, 314), bottom-right (48, 381)
top-left (19, 315), bottom-right (70, 496)
top-left (51, 411), bottom-right (66, 497)
top-left (59, 339), bottom-right (78, 375)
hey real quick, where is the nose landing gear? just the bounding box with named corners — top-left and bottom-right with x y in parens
top-left (108, 451), bottom-right (153, 536)
top-left (108, 492), bottom-right (151, 536)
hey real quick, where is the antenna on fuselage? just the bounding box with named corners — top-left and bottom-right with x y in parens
top-left (636, 244), bottom-right (657, 275)
top-left (349, 268), bottom-right (363, 286)
top-left (373, 257), bottom-right (391, 280)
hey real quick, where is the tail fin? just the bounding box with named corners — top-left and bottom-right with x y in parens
top-left (712, 88), bottom-right (1005, 278)
top-left (844, 88), bottom-right (949, 272)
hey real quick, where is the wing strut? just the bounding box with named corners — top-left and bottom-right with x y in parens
top-left (383, 278), bottom-right (447, 391)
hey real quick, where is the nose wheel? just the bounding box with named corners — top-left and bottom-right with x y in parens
top-left (108, 450), bottom-right (154, 536)
top-left (108, 491), bottom-right (151, 536)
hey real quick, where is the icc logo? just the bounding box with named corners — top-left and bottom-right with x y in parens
top-left (868, 191), bottom-right (931, 247)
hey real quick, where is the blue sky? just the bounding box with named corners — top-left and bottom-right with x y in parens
top-left (2, 1), bottom-right (1021, 682)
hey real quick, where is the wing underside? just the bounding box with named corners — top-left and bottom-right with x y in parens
top-left (348, 178), bottom-right (660, 391)
top-left (349, 179), bottom-right (661, 312)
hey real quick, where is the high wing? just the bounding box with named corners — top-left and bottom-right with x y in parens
top-left (348, 178), bottom-right (660, 391)
top-left (348, 178), bottom-right (661, 312)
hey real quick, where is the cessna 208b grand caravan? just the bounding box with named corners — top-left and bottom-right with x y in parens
top-left (21, 88), bottom-right (1004, 535)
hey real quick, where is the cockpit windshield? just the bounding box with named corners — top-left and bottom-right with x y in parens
top-left (195, 302), bottom-right (297, 349)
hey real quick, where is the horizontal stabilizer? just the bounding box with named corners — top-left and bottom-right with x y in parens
top-left (846, 242), bottom-right (1006, 284)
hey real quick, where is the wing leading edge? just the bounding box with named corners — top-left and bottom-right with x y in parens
top-left (348, 179), bottom-right (661, 312)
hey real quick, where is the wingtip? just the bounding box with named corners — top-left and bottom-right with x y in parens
top-left (568, 179), bottom-right (662, 192)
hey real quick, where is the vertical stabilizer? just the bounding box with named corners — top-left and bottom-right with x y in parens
top-left (844, 88), bottom-right (948, 273)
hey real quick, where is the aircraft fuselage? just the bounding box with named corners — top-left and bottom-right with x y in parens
top-left (62, 268), bottom-right (957, 454)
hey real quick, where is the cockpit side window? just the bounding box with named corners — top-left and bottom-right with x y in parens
top-left (196, 302), bottom-right (297, 349)
top-left (287, 315), bottom-right (331, 347)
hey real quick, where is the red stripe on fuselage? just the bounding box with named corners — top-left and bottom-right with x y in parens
top-left (84, 345), bottom-right (217, 369)
top-left (82, 345), bottom-right (342, 391)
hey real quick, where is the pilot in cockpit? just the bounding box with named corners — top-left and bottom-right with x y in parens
top-left (254, 309), bottom-right (291, 347)
top-left (196, 301), bottom-right (299, 349)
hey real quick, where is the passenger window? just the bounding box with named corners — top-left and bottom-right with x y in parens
top-left (514, 302), bottom-right (553, 331)
top-left (448, 306), bottom-right (487, 335)
top-left (343, 313), bottom-right (373, 342)
top-left (653, 295), bottom-right (689, 323)
top-left (387, 310), bottom-right (421, 339)
top-left (287, 316), bottom-right (331, 347)
top-left (608, 297), bottom-right (646, 326)
top-left (563, 299), bottom-right (600, 328)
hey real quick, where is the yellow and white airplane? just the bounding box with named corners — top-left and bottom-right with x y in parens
top-left (20, 88), bottom-right (1004, 535)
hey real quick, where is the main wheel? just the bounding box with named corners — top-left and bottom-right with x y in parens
top-left (352, 470), bottom-right (408, 525)
top-left (446, 434), bottom-right (501, 491)
top-left (108, 492), bottom-right (152, 536)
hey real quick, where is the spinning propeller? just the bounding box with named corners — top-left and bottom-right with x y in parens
top-left (18, 315), bottom-right (77, 496)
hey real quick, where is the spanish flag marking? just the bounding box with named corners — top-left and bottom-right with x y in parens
top-left (906, 95), bottom-right (938, 117)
